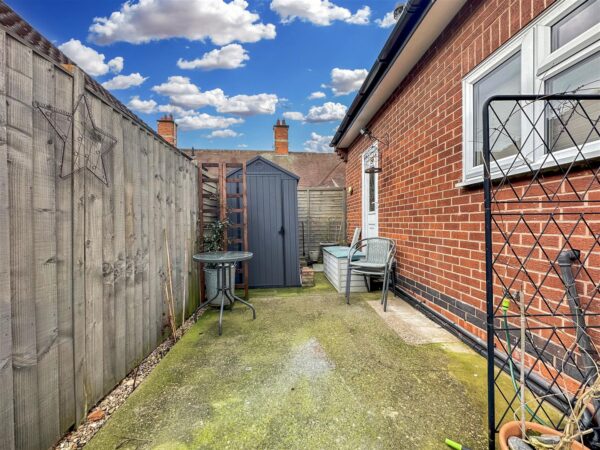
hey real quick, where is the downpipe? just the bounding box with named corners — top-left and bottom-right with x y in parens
top-left (558, 250), bottom-right (600, 448)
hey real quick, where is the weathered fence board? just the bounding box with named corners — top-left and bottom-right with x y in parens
top-left (298, 188), bottom-right (347, 260)
top-left (101, 99), bottom-right (116, 392)
top-left (1, 31), bottom-right (199, 449)
top-left (85, 92), bottom-right (104, 412)
top-left (140, 130), bottom-right (150, 357)
top-left (32, 51), bottom-right (61, 447)
top-left (123, 118), bottom-right (135, 372)
top-left (0, 29), bottom-right (16, 450)
top-left (54, 65), bottom-right (75, 433)
top-left (72, 66), bottom-right (87, 424)
top-left (112, 106), bottom-right (127, 383)
top-left (7, 36), bottom-right (40, 450)
top-left (133, 126), bottom-right (143, 364)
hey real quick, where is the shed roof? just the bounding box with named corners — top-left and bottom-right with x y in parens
top-left (230, 155), bottom-right (300, 181)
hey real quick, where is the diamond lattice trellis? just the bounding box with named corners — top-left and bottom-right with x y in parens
top-left (484, 94), bottom-right (600, 449)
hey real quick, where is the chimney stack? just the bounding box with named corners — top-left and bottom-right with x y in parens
top-left (273, 118), bottom-right (289, 155)
top-left (157, 114), bottom-right (178, 147)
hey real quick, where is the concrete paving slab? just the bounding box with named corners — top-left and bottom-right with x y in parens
top-left (368, 299), bottom-right (461, 347)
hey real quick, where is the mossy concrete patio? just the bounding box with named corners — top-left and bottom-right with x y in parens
top-left (86, 275), bottom-right (490, 449)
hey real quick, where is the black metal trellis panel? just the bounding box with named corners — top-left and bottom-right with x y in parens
top-left (484, 94), bottom-right (600, 449)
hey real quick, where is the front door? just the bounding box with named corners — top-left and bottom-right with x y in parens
top-left (362, 144), bottom-right (379, 238)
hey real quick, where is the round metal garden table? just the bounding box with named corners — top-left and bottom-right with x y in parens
top-left (193, 251), bottom-right (255, 335)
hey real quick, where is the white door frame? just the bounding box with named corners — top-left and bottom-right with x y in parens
top-left (362, 143), bottom-right (379, 239)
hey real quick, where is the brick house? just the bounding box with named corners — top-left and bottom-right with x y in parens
top-left (157, 116), bottom-right (345, 188)
top-left (331, 0), bottom-right (600, 382)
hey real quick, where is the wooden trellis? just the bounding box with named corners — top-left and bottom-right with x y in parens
top-left (198, 162), bottom-right (249, 300)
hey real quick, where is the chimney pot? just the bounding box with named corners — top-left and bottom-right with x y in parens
top-left (157, 114), bottom-right (178, 147)
top-left (273, 119), bottom-right (289, 155)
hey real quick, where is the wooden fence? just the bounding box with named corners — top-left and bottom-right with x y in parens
top-left (298, 187), bottom-right (347, 261)
top-left (0, 31), bottom-right (199, 449)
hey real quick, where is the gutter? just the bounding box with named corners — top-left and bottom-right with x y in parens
top-left (330, 0), bottom-right (432, 150)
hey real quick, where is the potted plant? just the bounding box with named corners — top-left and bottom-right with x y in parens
top-left (498, 293), bottom-right (594, 450)
top-left (203, 219), bottom-right (235, 307)
top-left (499, 420), bottom-right (588, 450)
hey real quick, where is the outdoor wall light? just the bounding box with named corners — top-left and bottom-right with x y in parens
top-left (361, 128), bottom-right (388, 174)
top-left (360, 127), bottom-right (389, 147)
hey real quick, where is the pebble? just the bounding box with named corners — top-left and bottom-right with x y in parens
top-left (52, 311), bottom-right (204, 449)
top-left (508, 436), bottom-right (534, 450)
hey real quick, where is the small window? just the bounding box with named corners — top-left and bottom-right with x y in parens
top-left (546, 52), bottom-right (600, 152)
top-left (551, 0), bottom-right (600, 50)
top-left (461, 0), bottom-right (600, 184)
top-left (368, 173), bottom-right (376, 212)
top-left (473, 52), bottom-right (521, 166)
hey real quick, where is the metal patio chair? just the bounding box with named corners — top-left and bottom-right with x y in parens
top-left (349, 227), bottom-right (361, 248)
top-left (345, 237), bottom-right (397, 311)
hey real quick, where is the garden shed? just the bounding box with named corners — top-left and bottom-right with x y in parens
top-left (230, 156), bottom-right (301, 288)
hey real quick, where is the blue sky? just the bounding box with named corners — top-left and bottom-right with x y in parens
top-left (10, 0), bottom-right (399, 152)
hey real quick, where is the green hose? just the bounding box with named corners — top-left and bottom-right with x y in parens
top-left (501, 297), bottom-right (548, 425)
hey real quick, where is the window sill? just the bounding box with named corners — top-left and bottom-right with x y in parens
top-left (456, 143), bottom-right (600, 190)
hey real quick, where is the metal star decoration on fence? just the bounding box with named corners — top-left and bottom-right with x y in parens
top-left (35, 94), bottom-right (117, 185)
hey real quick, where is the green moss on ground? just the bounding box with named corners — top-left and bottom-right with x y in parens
top-left (86, 277), bottom-right (492, 450)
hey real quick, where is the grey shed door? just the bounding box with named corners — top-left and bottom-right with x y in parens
top-left (229, 155), bottom-right (300, 288)
top-left (247, 175), bottom-right (285, 287)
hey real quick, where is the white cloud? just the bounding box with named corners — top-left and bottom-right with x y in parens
top-left (89, 0), bottom-right (276, 46)
top-left (237, 144), bottom-right (248, 148)
top-left (127, 96), bottom-right (195, 116)
top-left (345, 6), bottom-right (371, 25)
top-left (270, 0), bottom-right (370, 26)
top-left (329, 68), bottom-right (367, 96)
top-left (151, 76), bottom-right (278, 115)
top-left (177, 44), bottom-right (249, 70)
top-left (155, 104), bottom-right (196, 116)
top-left (207, 129), bottom-right (240, 138)
top-left (127, 96), bottom-right (157, 114)
top-left (283, 111), bottom-right (305, 121)
top-left (219, 93), bottom-right (278, 115)
top-left (58, 39), bottom-right (124, 77)
top-left (176, 113), bottom-right (243, 131)
top-left (305, 102), bottom-right (347, 122)
top-left (375, 11), bottom-right (397, 28)
top-left (304, 132), bottom-right (333, 152)
top-left (102, 73), bottom-right (147, 90)
top-left (108, 56), bottom-right (124, 73)
top-left (308, 91), bottom-right (326, 100)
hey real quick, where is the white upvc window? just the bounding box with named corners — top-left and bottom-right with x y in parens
top-left (461, 0), bottom-right (600, 185)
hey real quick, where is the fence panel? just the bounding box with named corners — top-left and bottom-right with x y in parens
top-left (298, 187), bottom-right (347, 261)
top-left (1, 31), bottom-right (199, 449)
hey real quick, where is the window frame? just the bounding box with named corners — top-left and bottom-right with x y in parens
top-left (460, 0), bottom-right (600, 185)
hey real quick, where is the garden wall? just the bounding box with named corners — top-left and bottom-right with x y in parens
top-left (0, 29), bottom-right (199, 449)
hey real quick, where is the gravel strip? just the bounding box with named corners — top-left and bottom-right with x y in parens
top-left (54, 309), bottom-right (204, 450)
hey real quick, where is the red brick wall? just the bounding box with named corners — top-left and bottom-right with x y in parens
top-left (344, 0), bottom-right (600, 388)
top-left (344, 0), bottom-right (559, 342)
